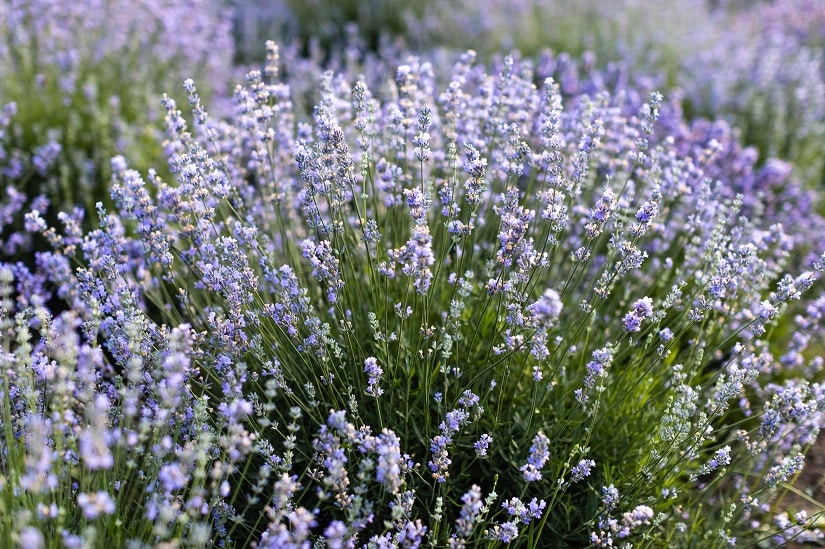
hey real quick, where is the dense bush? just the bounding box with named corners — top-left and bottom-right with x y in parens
top-left (231, 0), bottom-right (825, 191)
top-left (677, 0), bottom-right (825, 188)
top-left (411, 0), bottom-right (825, 188)
top-left (0, 0), bottom-right (234, 245)
top-left (4, 43), bottom-right (825, 546)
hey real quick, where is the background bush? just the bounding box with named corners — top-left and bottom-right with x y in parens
top-left (0, 0), bottom-right (234, 251)
top-left (230, 0), bottom-right (825, 190)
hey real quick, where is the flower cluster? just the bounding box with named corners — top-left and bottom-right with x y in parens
top-left (429, 391), bottom-right (481, 482)
top-left (622, 297), bottom-right (654, 333)
top-left (489, 496), bottom-right (547, 543)
top-left (520, 432), bottom-right (551, 482)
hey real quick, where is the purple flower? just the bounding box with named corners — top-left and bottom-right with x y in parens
top-left (463, 144), bottom-right (487, 206)
top-left (364, 357), bottom-right (384, 397)
top-left (442, 409), bottom-right (470, 435)
top-left (570, 459), bottom-right (595, 483)
top-left (698, 446), bottom-right (732, 476)
top-left (79, 395), bottom-right (113, 470)
top-left (633, 297), bottom-right (654, 318)
top-left (635, 200), bottom-right (659, 224)
top-left (474, 434), bottom-right (493, 457)
top-left (374, 429), bottom-right (404, 493)
top-left (454, 485), bottom-right (484, 539)
top-left (582, 344), bottom-right (615, 396)
top-left (620, 505), bottom-right (655, 536)
top-left (623, 297), bottom-right (654, 332)
top-left (490, 521), bottom-right (519, 543)
top-left (384, 224), bottom-right (435, 295)
top-left (765, 452), bottom-right (805, 487)
top-left (495, 189), bottom-right (536, 269)
top-left (520, 431), bottom-right (550, 482)
top-left (428, 434), bottom-right (453, 483)
top-left (158, 462), bottom-right (189, 493)
top-left (586, 188), bottom-right (616, 239)
top-left (602, 485), bottom-right (620, 511)
top-left (526, 288), bottom-right (563, 328)
top-left (429, 393), bottom-right (480, 481)
top-left (301, 239), bottom-right (344, 303)
top-left (77, 491), bottom-right (116, 519)
top-left (502, 496), bottom-right (546, 525)
top-left (622, 312), bottom-right (643, 332)
top-left (399, 519), bottom-right (427, 548)
top-left (458, 390), bottom-right (480, 408)
top-left (413, 105), bottom-right (432, 162)
top-left (19, 528), bottom-right (44, 549)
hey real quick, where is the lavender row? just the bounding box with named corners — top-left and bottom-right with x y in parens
top-left (2, 43), bottom-right (824, 546)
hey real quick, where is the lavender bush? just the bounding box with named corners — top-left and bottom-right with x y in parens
top-left (0, 0), bottom-right (234, 240)
top-left (419, 0), bottom-right (825, 188)
top-left (4, 43), bottom-right (825, 547)
top-left (232, 0), bottom-right (825, 191)
top-left (231, 0), bottom-right (426, 63)
top-left (677, 0), bottom-right (825, 188)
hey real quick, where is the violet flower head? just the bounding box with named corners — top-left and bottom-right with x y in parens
top-left (490, 521), bottom-right (520, 543)
top-left (623, 297), bottom-right (654, 333)
top-left (413, 104), bottom-right (432, 162)
top-left (364, 356), bottom-right (384, 397)
top-left (78, 394), bottom-right (114, 470)
top-left (570, 459), bottom-right (595, 483)
top-left (474, 434), bottom-right (493, 457)
top-left (586, 188), bottom-right (617, 239)
top-left (526, 288), bottom-right (563, 328)
top-left (301, 239), bottom-right (344, 303)
top-left (698, 445), bottom-right (732, 476)
top-left (520, 431), bottom-right (550, 482)
top-left (463, 144), bottom-right (487, 207)
top-left (374, 429), bottom-right (404, 493)
top-left (77, 491), bottom-right (116, 520)
top-left (387, 224), bottom-right (435, 295)
top-left (428, 391), bottom-right (480, 482)
top-left (454, 484), bottom-right (484, 539)
top-left (581, 344), bottom-right (615, 399)
top-left (602, 484), bottom-right (620, 511)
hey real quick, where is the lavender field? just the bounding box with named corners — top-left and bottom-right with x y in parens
top-left (2, 0), bottom-right (825, 547)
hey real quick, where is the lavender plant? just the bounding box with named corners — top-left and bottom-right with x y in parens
top-left (0, 284), bottom-right (221, 547)
top-left (412, 0), bottom-right (825, 188)
top-left (677, 0), bottom-right (825, 188)
top-left (231, 0), bottom-right (428, 63)
top-left (411, 0), bottom-right (716, 74)
top-left (6, 45), bottom-right (825, 546)
top-left (0, 0), bottom-right (234, 241)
